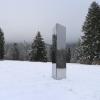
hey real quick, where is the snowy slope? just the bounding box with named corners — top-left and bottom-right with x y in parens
top-left (0, 61), bottom-right (100, 100)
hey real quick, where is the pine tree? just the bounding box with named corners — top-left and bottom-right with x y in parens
top-left (31, 31), bottom-right (47, 62)
top-left (0, 28), bottom-right (5, 60)
top-left (81, 2), bottom-right (100, 64)
top-left (51, 34), bottom-right (57, 63)
top-left (66, 48), bottom-right (71, 63)
top-left (12, 43), bottom-right (20, 60)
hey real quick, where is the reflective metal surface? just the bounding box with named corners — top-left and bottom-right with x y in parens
top-left (52, 23), bottom-right (66, 80)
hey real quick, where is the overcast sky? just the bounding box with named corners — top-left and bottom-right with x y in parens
top-left (0, 0), bottom-right (100, 44)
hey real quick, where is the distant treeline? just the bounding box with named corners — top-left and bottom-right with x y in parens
top-left (0, 1), bottom-right (100, 64)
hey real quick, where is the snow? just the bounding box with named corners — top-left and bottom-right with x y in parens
top-left (0, 61), bottom-right (100, 100)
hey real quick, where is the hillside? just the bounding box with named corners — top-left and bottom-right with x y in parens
top-left (0, 61), bottom-right (100, 100)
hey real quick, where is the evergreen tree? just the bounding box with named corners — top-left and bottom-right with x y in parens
top-left (0, 28), bottom-right (5, 59)
top-left (81, 2), bottom-right (100, 64)
top-left (31, 31), bottom-right (47, 62)
top-left (51, 34), bottom-right (57, 63)
top-left (12, 43), bottom-right (20, 60)
top-left (66, 48), bottom-right (71, 63)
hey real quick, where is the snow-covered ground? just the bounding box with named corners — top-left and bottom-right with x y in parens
top-left (0, 61), bottom-right (100, 100)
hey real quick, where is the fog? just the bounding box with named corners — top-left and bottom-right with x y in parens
top-left (0, 0), bottom-right (99, 44)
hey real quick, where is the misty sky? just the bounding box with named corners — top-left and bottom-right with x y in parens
top-left (0, 0), bottom-right (100, 44)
